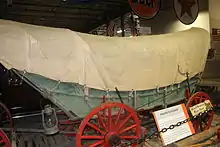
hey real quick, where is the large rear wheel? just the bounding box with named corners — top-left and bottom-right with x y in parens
top-left (186, 92), bottom-right (214, 133)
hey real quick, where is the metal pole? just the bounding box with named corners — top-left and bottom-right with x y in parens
top-left (120, 15), bottom-right (125, 37)
top-left (106, 15), bottom-right (110, 36)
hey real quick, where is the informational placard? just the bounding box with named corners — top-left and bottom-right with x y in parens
top-left (153, 104), bottom-right (195, 146)
top-left (189, 100), bottom-right (213, 117)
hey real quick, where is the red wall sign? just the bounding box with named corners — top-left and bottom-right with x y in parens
top-left (128, 0), bottom-right (160, 19)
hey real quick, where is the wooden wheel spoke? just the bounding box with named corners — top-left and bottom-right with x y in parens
top-left (201, 98), bottom-right (206, 102)
top-left (90, 140), bottom-right (104, 147)
top-left (202, 120), bottom-right (208, 126)
top-left (0, 139), bottom-right (4, 144)
top-left (115, 108), bottom-right (123, 125)
top-left (86, 122), bottom-right (105, 135)
top-left (195, 98), bottom-right (200, 104)
top-left (192, 99), bottom-right (197, 105)
top-left (81, 136), bottom-right (104, 140)
top-left (202, 98), bottom-right (207, 102)
top-left (97, 113), bottom-right (107, 131)
top-left (202, 114), bottom-right (210, 121)
top-left (59, 125), bottom-right (67, 130)
top-left (199, 123), bottom-right (204, 131)
top-left (116, 114), bottom-right (132, 132)
top-left (103, 108), bottom-right (106, 118)
top-left (76, 102), bottom-right (141, 147)
top-left (119, 124), bottom-right (137, 134)
top-left (202, 118), bottom-right (209, 125)
top-left (108, 107), bottom-right (112, 131)
top-left (197, 97), bottom-right (202, 103)
top-left (193, 119), bottom-right (199, 127)
top-left (201, 96), bottom-right (207, 100)
top-left (1, 111), bottom-right (6, 115)
top-left (120, 136), bottom-right (138, 139)
top-left (187, 92), bottom-right (213, 133)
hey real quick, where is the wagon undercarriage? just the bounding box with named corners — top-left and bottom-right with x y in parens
top-left (0, 68), bottom-right (217, 147)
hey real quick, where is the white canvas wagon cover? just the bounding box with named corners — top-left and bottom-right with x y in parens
top-left (0, 19), bottom-right (210, 91)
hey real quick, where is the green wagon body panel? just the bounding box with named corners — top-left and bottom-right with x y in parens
top-left (15, 70), bottom-right (200, 119)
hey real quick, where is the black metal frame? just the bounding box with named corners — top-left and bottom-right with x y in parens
top-left (0, 0), bottom-right (131, 32)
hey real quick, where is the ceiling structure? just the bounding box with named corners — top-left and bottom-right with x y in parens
top-left (0, 0), bottom-right (131, 32)
top-left (0, 0), bottom-right (195, 33)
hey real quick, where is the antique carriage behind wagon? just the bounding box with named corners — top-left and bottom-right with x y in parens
top-left (0, 19), bottom-right (215, 146)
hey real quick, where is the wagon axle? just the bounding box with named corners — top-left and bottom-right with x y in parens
top-left (105, 132), bottom-right (121, 146)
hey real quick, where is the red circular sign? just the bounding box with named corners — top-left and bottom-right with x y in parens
top-left (128, 0), bottom-right (160, 19)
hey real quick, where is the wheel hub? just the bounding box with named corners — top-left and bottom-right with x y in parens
top-left (105, 132), bottom-right (121, 146)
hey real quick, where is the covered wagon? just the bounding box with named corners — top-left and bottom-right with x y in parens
top-left (0, 19), bottom-right (213, 146)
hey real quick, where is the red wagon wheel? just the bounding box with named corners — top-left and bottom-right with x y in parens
top-left (76, 102), bottom-right (141, 147)
top-left (0, 129), bottom-right (11, 147)
top-left (186, 92), bottom-right (214, 133)
top-left (0, 102), bottom-right (14, 133)
top-left (0, 102), bottom-right (14, 147)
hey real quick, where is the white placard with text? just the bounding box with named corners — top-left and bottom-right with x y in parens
top-left (153, 104), bottom-right (195, 146)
